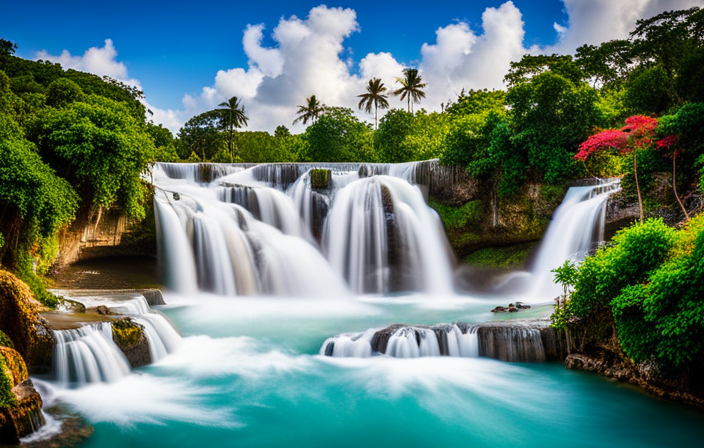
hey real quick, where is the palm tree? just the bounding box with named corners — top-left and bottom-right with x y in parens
top-left (393, 68), bottom-right (427, 113)
top-left (293, 95), bottom-right (326, 125)
top-left (357, 78), bottom-right (390, 129)
top-left (216, 96), bottom-right (248, 162)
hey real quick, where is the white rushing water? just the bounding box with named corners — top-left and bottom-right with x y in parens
top-left (321, 324), bottom-right (479, 359)
top-left (527, 179), bottom-right (620, 299)
top-left (50, 294), bottom-right (183, 388)
top-left (151, 161), bottom-right (455, 297)
top-left (52, 323), bottom-right (131, 387)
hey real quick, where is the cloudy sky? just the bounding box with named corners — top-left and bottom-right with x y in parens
top-left (3, 0), bottom-right (703, 133)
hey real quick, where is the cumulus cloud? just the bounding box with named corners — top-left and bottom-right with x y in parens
top-left (34, 1), bottom-right (704, 134)
top-left (36, 39), bottom-right (140, 88)
top-left (546, 0), bottom-right (704, 53)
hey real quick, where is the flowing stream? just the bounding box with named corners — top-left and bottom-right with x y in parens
top-left (31, 162), bottom-right (703, 447)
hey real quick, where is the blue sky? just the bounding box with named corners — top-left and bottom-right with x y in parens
top-left (2, 1), bottom-right (702, 132)
top-left (3, 1), bottom-right (566, 109)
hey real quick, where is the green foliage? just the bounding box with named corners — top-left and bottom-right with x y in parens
top-left (303, 107), bottom-right (375, 162)
top-left (237, 131), bottom-right (299, 163)
top-left (176, 110), bottom-right (226, 161)
top-left (551, 260), bottom-right (579, 329)
top-left (309, 169), bottom-right (330, 189)
top-left (0, 355), bottom-right (17, 409)
top-left (0, 330), bottom-right (13, 349)
top-left (46, 78), bottom-right (84, 108)
top-left (570, 219), bottom-right (676, 319)
top-left (375, 109), bottom-right (448, 163)
top-left (0, 38), bottom-right (18, 56)
top-left (445, 89), bottom-right (506, 117)
top-left (429, 199), bottom-right (482, 230)
top-left (623, 66), bottom-right (672, 115)
top-left (508, 71), bottom-right (603, 184)
top-left (505, 54), bottom-right (584, 87)
top-left (35, 95), bottom-right (156, 219)
top-left (0, 114), bottom-right (78, 239)
top-left (463, 242), bottom-right (536, 269)
top-left (559, 218), bottom-right (704, 368)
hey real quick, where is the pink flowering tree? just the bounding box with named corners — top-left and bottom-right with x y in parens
top-left (575, 115), bottom-right (659, 223)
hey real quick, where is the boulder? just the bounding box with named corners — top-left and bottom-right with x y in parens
top-left (111, 318), bottom-right (151, 368)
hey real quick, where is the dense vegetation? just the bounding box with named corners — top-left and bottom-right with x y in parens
top-left (0, 42), bottom-right (164, 304)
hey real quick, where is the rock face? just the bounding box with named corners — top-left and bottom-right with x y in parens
top-left (0, 346), bottom-right (45, 444)
top-left (476, 320), bottom-right (569, 362)
top-left (0, 271), bottom-right (54, 374)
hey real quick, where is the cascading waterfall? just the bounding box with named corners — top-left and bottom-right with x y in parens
top-left (323, 175), bottom-right (454, 295)
top-left (151, 161), bottom-right (454, 297)
top-left (52, 323), bottom-right (131, 387)
top-left (528, 179), bottom-right (621, 299)
top-left (71, 295), bottom-right (183, 363)
top-left (321, 324), bottom-right (479, 359)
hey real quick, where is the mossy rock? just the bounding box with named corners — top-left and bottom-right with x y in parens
top-left (0, 347), bottom-right (28, 388)
top-left (0, 270), bottom-right (53, 374)
top-left (112, 318), bottom-right (143, 351)
top-left (0, 331), bottom-right (13, 349)
top-left (310, 169), bottom-right (331, 190)
top-left (0, 356), bottom-right (16, 410)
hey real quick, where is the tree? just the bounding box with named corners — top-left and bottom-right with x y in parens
top-left (216, 96), bottom-right (248, 162)
top-left (576, 115), bottom-right (659, 223)
top-left (34, 94), bottom-right (157, 219)
top-left (357, 78), bottom-right (389, 129)
top-left (0, 39), bottom-right (17, 56)
top-left (393, 68), bottom-right (427, 113)
top-left (293, 95), bottom-right (325, 125)
top-left (445, 89), bottom-right (506, 117)
top-left (657, 103), bottom-right (704, 220)
top-left (303, 107), bottom-right (374, 162)
top-left (508, 71), bottom-right (602, 184)
top-left (176, 110), bottom-right (225, 161)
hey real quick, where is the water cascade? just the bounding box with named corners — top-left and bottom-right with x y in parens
top-left (151, 161), bottom-right (455, 297)
top-left (528, 179), bottom-right (621, 299)
top-left (321, 324), bottom-right (480, 359)
top-left (52, 323), bottom-right (131, 387)
top-left (73, 295), bottom-right (183, 363)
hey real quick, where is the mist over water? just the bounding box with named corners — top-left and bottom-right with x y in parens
top-left (34, 163), bottom-right (703, 447)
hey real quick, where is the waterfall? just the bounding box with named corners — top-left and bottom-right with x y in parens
top-left (527, 179), bottom-right (621, 299)
top-left (151, 161), bottom-right (454, 297)
top-left (61, 294), bottom-right (183, 364)
top-left (52, 323), bottom-right (131, 387)
top-left (321, 324), bottom-right (479, 359)
top-left (323, 176), bottom-right (454, 295)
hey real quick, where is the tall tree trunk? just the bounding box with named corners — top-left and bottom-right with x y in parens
top-left (672, 153), bottom-right (690, 222)
top-left (633, 152), bottom-right (644, 224)
top-left (375, 104), bottom-right (378, 130)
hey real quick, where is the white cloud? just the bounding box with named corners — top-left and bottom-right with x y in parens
top-left (34, 1), bottom-right (704, 134)
top-left (546, 0), bottom-right (704, 54)
top-left (36, 39), bottom-right (141, 88)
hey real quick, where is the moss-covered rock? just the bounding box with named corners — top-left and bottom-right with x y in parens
top-left (0, 270), bottom-right (54, 374)
top-left (0, 379), bottom-right (45, 444)
top-left (430, 183), bottom-right (563, 259)
top-left (310, 169), bottom-right (331, 190)
top-left (0, 348), bottom-right (44, 444)
top-left (0, 347), bottom-right (28, 389)
top-left (112, 318), bottom-right (150, 368)
top-left (0, 330), bottom-right (13, 349)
